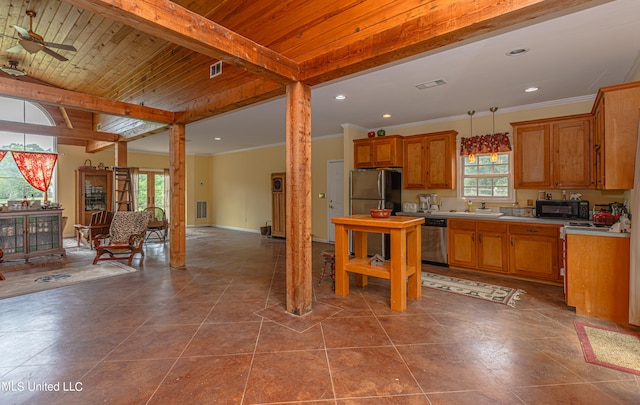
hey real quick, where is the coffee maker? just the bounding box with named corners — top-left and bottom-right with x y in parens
top-left (417, 194), bottom-right (430, 212)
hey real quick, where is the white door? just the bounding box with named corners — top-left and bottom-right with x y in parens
top-left (327, 160), bottom-right (344, 243)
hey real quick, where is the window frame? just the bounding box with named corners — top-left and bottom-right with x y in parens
top-left (0, 97), bottom-right (57, 204)
top-left (456, 151), bottom-right (515, 203)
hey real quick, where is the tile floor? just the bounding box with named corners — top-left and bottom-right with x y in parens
top-left (0, 227), bottom-right (639, 404)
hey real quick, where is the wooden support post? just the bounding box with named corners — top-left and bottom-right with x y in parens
top-left (169, 123), bottom-right (186, 269)
top-left (285, 81), bottom-right (312, 315)
top-left (114, 141), bottom-right (127, 167)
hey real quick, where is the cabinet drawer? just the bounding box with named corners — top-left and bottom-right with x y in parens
top-left (449, 219), bottom-right (476, 231)
top-left (477, 221), bottom-right (507, 233)
top-left (508, 224), bottom-right (559, 237)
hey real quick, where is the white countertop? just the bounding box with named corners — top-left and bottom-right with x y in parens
top-left (398, 211), bottom-right (632, 238)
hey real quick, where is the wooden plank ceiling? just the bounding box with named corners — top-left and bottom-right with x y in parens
top-left (0, 0), bottom-right (593, 149)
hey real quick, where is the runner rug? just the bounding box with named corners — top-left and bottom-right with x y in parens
top-left (421, 272), bottom-right (525, 307)
top-left (575, 321), bottom-right (640, 375)
top-left (0, 261), bottom-right (137, 300)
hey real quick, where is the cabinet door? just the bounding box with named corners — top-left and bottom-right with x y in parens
top-left (514, 124), bottom-right (551, 188)
top-left (477, 222), bottom-right (509, 273)
top-left (552, 117), bottom-right (592, 188)
top-left (373, 137), bottom-right (402, 167)
top-left (509, 231), bottom-right (559, 280)
top-left (403, 136), bottom-right (426, 189)
top-left (425, 134), bottom-right (455, 189)
top-left (448, 220), bottom-right (476, 268)
top-left (353, 139), bottom-right (374, 168)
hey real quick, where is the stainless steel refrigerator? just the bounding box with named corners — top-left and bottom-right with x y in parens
top-left (349, 169), bottom-right (402, 258)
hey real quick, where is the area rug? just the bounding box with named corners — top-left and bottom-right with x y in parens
top-left (186, 229), bottom-right (214, 240)
top-left (0, 261), bottom-right (137, 300)
top-left (421, 272), bottom-right (525, 307)
top-left (575, 321), bottom-right (640, 375)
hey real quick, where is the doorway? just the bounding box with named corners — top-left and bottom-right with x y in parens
top-left (137, 170), bottom-right (166, 211)
top-left (326, 160), bottom-right (344, 243)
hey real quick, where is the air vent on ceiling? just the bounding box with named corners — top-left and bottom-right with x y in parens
top-left (210, 61), bottom-right (222, 78)
top-left (415, 79), bottom-right (446, 90)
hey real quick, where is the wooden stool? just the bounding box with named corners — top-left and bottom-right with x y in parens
top-left (318, 250), bottom-right (335, 286)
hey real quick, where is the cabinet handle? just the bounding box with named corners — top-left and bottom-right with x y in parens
top-left (478, 234), bottom-right (482, 243)
top-left (511, 236), bottom-right (514, 246)
top-left (471, 232), bottom-right (475, 242)
top-left (526, 229), bottom-right (539, 233)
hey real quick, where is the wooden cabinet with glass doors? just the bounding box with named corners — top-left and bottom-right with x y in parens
top-left (75, 168), bottom-right (113, 226)
top-left (0, 209), bottom-right (65, 271)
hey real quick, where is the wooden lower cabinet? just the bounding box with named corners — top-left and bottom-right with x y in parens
top-left (477, 222), bottom-right (509, 273)
top-left (448, 219), bottom-right (561, 283)
top-left (566, 234), bottom-right (630, 324)
top-left (508, 223), bottom-right (560, 280)
top-left (449, 220), bottom-right (476, 268)
top-left (448, 220), bottom-right (508, 273)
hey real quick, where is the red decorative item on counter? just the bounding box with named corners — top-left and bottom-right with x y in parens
top-left (367, 131), bottom-right (375, 138)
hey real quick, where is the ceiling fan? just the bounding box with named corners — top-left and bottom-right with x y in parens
top-left (7, 10), bottom-right (77, 62)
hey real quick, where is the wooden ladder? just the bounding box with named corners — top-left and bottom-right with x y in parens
top-left (113, 167), bottom-right (134, 211)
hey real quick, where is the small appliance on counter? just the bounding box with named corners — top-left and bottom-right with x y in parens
top-left (536, 199), bottom-right (589, 219)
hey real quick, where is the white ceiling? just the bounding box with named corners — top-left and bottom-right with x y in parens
top-left (129, 0), bottom-right (640, 156)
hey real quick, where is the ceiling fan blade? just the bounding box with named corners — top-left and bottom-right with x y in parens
top-left (43, 42), bottom-right (77, 52)
top-left (42, 46), bottom-right (68, 62)
top-left (6, 44), bottom-right (24, 53)
top-left (12, 25), bottom-right (31, 39)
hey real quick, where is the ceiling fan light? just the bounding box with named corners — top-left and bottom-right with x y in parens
top-left (0, 61), bottom-right (26, 77)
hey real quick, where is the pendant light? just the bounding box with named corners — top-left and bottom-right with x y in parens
top-left (467, 110), bottom-right (475, 163)
top-left (490, 107), bottom-right (499, 162)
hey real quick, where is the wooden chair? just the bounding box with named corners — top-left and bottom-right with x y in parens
top-left (74, 211), bottom-right (113, 249)
top-left (144, 206), bottom-right (168, 243)
top-left (93, 211), bottom-right (152, 265)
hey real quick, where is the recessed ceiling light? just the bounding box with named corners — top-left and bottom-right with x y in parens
top-left (382, 114), bottom-right (391, 118)
top-left (525, 87), bottom-right (539, 93)
top-left (415, 79), bottom-right (446, 90)
top-left (214, 137), bottom-right (222, 141)
top-left (506, 48), bottom-right (530, 57)
top-left (335, 94), bottom-right (346, 100)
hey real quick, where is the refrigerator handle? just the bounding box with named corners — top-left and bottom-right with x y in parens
top-left (377, 171), bottom-right (382, 205)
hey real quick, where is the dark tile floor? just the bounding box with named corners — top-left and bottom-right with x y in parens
top-left (0, 227), bottom-right (639, 404)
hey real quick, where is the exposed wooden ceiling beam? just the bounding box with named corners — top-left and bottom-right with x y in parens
top-left (175, 78), bottom-right (284, 124)
top-left (0, 77), bottom-right (174, 124)
top-left (64, 0), bottom-right (300, 84)
top-left (0, 119), bottom-right (122, 142)
top-left (299, 0), bottom-right (593, 85)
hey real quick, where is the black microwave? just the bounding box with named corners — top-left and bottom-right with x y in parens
top-left (536, 200), bottom-right (590, 219)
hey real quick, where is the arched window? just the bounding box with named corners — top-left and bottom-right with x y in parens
top-left (0, 96), bottom-right (57, 204)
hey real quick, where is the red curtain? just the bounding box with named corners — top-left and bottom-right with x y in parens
top-left (460, 133), bottom-right (512, 156)
top-left (11, 151), bottom-right (58, 198)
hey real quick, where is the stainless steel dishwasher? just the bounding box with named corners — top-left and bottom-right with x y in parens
top-left (421, 217), bottom-right (448, 266)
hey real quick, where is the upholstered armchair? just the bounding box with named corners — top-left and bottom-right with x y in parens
top-left (93, 211), bottom-right (152, 265)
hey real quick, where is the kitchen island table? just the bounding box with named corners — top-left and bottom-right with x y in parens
top-left (331, 214), bottom-right (424, 312)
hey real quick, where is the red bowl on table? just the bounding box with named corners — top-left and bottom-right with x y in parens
top-left (370, 208), bottom-right (392, 218)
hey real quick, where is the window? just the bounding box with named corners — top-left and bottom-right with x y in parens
top-left (458, 152), bottom-right (514, 202)
top-left (0, 97), bottom-right (56, 204)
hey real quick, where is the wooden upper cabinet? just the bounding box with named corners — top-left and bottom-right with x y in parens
top-left (552, 116), bottom-right (592, 188)
top-left (512, 114), bottom-right (592, 189)
top-left (353, 135), bottom-right (403, 168)
top-left (591, 81), bottom-right (640, 190)
top-left (403, 130), bottom-right (457, 189)
top-left (403, 135), bottom-right (426, 188)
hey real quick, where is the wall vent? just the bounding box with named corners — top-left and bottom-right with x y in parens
top-left (415, 79), bottom-right (446, 90)
top-left (196, 200), bottom-right (208, 219)
top-left (210, 61), bottom-right (222, 78)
